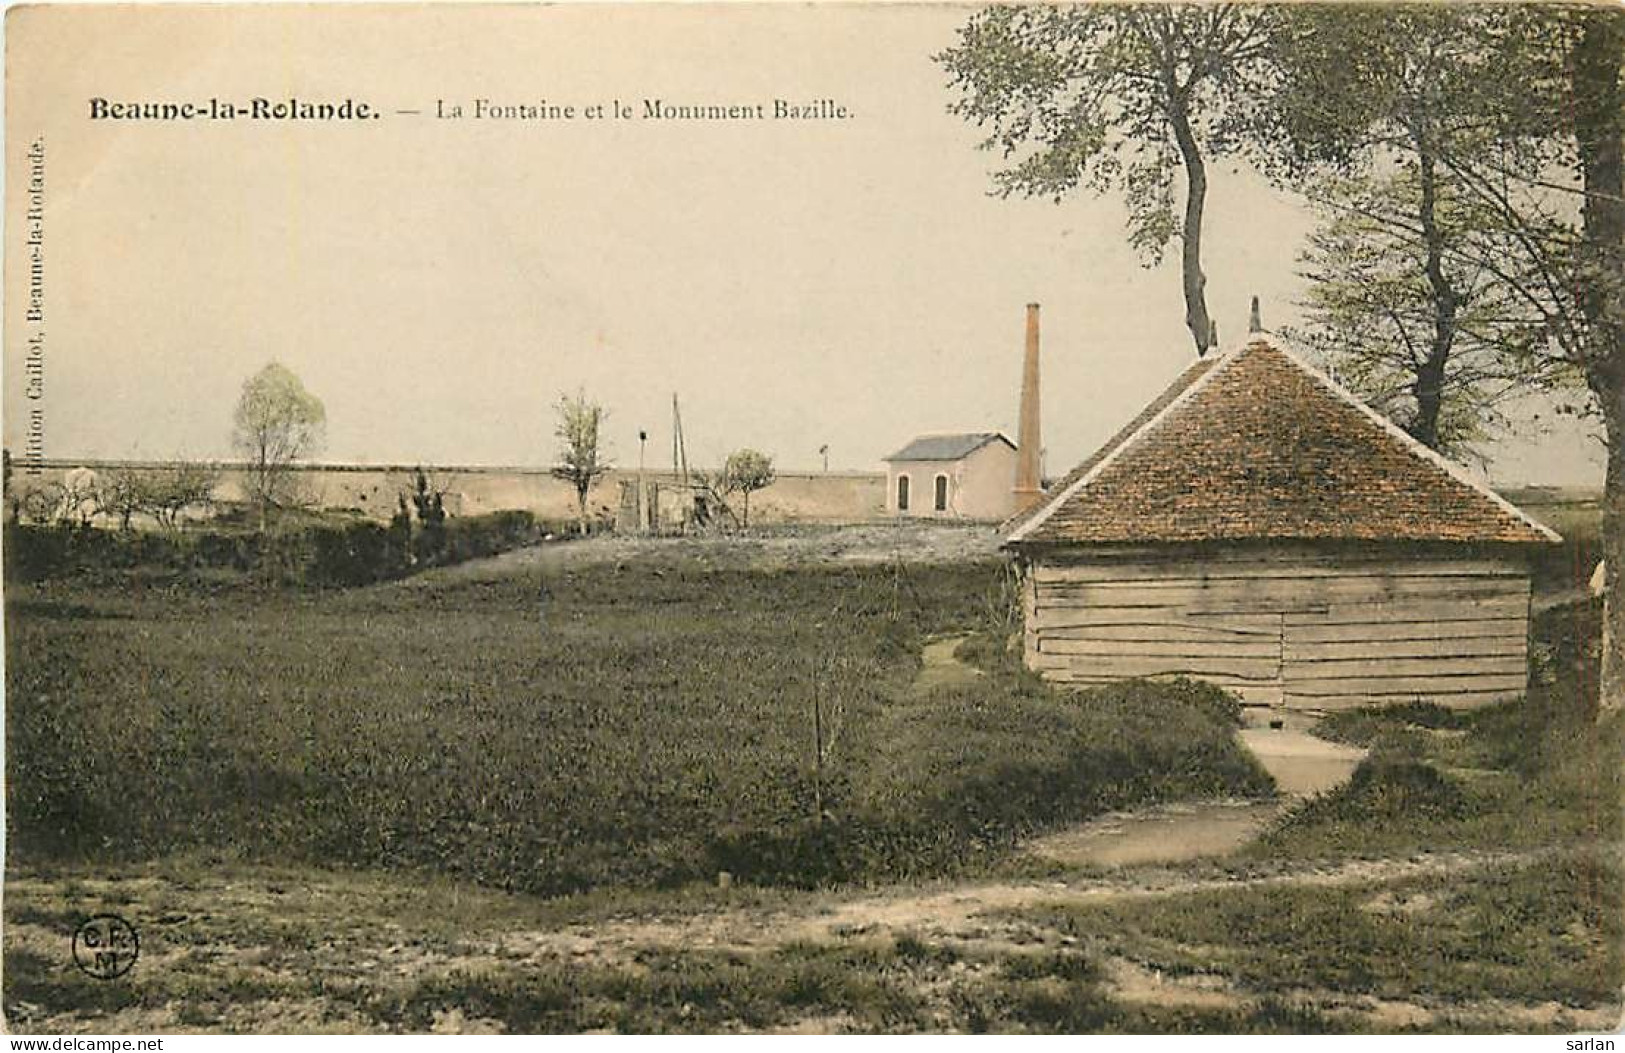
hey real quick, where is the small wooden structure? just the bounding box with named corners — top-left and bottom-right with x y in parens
top-left (1004, 336), bottom-right (1560, 710)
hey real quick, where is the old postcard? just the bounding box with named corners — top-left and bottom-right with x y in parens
top-left (3, 2), bottom-right (1622, 1037)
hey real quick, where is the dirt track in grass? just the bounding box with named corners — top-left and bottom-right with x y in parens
top-left (492, 846), bottom-right (1561, 962)
top-left (8, 845), bottom-right (1617, 1034)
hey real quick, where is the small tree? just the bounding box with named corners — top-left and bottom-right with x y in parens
top-left (94, 469), bottom-right (152, 531)
top-left (18, 483), bottom-right (62, 526)
top-left (148, 464), bottom-right (218, 529)
top-left (232, 363), bottom-right (326, 530)
top-left (406, 467), bottom-right (447, 561)
top-left (692, 449), bottom-right (777, 531)
top-left (92, 464), bottom-right (216, 531)
top-left (722, 449), bottom-right (775, 529)
top-left (58, 469), bottom-right (99, 527)
top-left (551, 390), bottom-right (611, 535)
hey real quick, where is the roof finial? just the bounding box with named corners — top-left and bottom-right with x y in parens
top-left (1248, 296), bottom-right (1263, 334)
top-left (1208, 320), bottom-right (1219, 352)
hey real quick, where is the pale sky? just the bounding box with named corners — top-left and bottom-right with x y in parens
top-left (4, 4), bottom-right (1604, 486)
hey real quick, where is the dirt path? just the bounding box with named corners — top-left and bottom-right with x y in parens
top-left (911, 634), bottom-right (984, 695)
top-left (484, 845), bottom-right (1622, 1032)
top-left (7, 844), bottom-right (1606, 1034)
top-left (494, 846), bottom-right (1552, 965)
top-left (1027, 709), bottom-right (1368, 868)
top-left (1237, 709), bottom-right (1367, 796)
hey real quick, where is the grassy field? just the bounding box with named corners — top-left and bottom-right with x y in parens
top-left (1248, 600), bottom-right (1618, 863)
top-left (5, 536), bottom-right (1619, 1033)
top-left (5, 550), bottom-right (1268, 896)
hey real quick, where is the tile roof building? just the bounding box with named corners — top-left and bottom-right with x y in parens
top-left (1005, 336), bottom-right (1559, 710)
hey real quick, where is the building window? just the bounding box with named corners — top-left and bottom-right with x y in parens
top-left (896, 474), bottom-right (910, 512)
top-left (934, 474), bottom-right (949, 512)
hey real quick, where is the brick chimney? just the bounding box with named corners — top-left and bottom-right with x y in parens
top-left (1014, 303), bottom-right (1043, 508)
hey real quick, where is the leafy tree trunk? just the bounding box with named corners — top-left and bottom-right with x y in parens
top-left (1411, 140), bottom-right (1460, 450)
top-left (1602, 397), bottom-right (1625, 712)
top-left (1574, 10), bottom-right (1625, 711)
top-left (1169, 101), bottom-right (1214, 356)
top-left (256, 443), bottom-right (269, 533)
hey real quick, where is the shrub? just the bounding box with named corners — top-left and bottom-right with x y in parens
top-left (1315, 700), bottom-right (1468, 748)
top-left (442, 511), bottom-right (541, 564)
top-left (1341, 756), bottom-right (1472, 820)
top-left (1267, 756), bottom-right (1473, 850)
top-left (4, 523), bottom-right (147, 580)
top-left (192, 530), bottom-right (262, 570)
top-left (306, 521), bottom-right (408, 586)
top-left (3, 511), bottom-right (541, 588)
top-left (708, 675), bottom-right (1274, 887)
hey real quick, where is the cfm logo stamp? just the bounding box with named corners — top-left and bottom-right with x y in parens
top-left (72, 914), bottom-right (139, 980)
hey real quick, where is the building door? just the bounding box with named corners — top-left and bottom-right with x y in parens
top-left (896, 475), bottom-right (910, 512)
top-left (934, 474), bottom-right (949, 512)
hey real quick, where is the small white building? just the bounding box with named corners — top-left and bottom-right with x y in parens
top-left (883, 432), bottom-right (1018, 521)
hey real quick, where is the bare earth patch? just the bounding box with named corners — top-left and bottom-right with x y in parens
top-left (1027, 707), bottom-right (1369, 869)
top-left (911, 634), bottom-right (984, 695)
top-left (6, 844), bottom-right (1617, 1033)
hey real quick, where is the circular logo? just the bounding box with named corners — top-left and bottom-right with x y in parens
top-left (72, 914), bottom-right (139, 980)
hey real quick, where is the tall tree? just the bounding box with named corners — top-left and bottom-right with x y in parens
top-left (1288, 168), bottom-right (1579, 459)
top-left (1268, 6), bottom-right (1625, 709)
top-left (232, 362), bottom-right (326, 529)
top-left (1263, 7), bottom-right (1584, 452)
top-left (939, 4), bottom-right (1274, 355)
top-left (552, 390), bottom-right (611, 535)
top-left (1570, 10), bottom-right (1625, 707)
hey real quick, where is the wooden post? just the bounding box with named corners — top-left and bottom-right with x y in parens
top-left (812, 667), bottom-right (824, 823)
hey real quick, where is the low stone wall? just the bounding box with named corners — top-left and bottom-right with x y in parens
top-left (16, 462), bottom-right (889, 527)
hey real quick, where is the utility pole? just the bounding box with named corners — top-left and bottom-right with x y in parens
top-left (637, 429), bottom-right (648, 534)
top-left (671, 393), bottom-right (689, 489)
top-left (672, 393), bottom-right (691, 531)
top-left (812, 670), bottom-right (824, 822)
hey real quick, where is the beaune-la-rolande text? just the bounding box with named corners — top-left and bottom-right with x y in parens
top-left (89, 98), bottom-right (378, 120)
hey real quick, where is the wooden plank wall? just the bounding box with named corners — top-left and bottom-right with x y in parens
top-left (1023, 546), bottom-right (1531, 709)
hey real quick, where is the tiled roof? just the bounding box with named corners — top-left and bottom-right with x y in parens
top-left (1006, 337), bottom-right (1559, 547)
top-left (999, 356), bottom-right (1218, 534)
top-left (884, 432), bottom-right (1013, 463)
